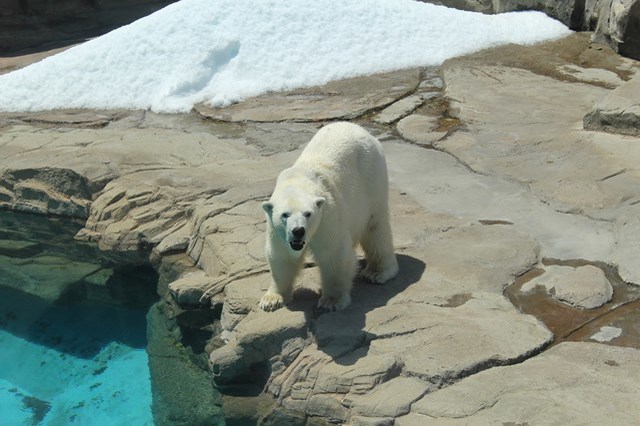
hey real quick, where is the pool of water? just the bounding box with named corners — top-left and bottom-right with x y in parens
top-left (0, 210), bottom-right (159, 425)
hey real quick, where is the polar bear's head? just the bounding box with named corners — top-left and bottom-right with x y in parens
top-left (262, 189), bottom-right (326, 252)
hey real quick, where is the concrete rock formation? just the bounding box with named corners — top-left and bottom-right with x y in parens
top-left (592, 0), bottom-right (640, 59)
top-left (1, 32), bottom-right (640, 424)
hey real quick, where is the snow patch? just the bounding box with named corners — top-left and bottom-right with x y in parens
top-left (0, 0), bottom-right (571, 113)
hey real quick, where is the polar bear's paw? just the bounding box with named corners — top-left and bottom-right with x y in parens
top-left (316, 293), bottom-right (351, 313)
top-left (259, 292), bottom-right (286, 312)
top-left (361, 262), bottom-right (398, 284)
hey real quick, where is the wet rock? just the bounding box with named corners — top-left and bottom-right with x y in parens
top-left (570, 298), bottom-right (640, 348)
top-left (258, 407), bottom-right (306, 426)
top-left (506, 260), bottom-right (640, 347)
top-left (522, 264), bottom-right (613, 309)
top-left (146, 302), bottom-right (224, 425)
top-left (0, 239), bottom-right (41, 258)
top-left (221, 391), bottom-right (276, 425)
top-left (407, 342), bottom-right (640, 424)
top-left (0, 254), bottom-right (101, 302)
top-left (82, 268), bottom-right (114, 303)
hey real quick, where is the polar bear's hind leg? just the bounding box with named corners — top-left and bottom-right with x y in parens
top-left (360, 212), bottom-right (399, 284)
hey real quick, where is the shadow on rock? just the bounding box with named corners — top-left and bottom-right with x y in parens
top-left (309, 253), bottom-right (426, 364)
top-left (208, 254), bottom-right (425, 390)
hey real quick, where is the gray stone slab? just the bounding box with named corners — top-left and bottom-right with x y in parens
top-left (522, 264), bottom-right (613, 309)
top-left (584, 74), bottom-right (640, 136)
top-left (410, 342), bottom-right (640, 424)
top-left (195, 69), bottom-right (420, 122)
top-left (373, 94), bottom-right (425, 124)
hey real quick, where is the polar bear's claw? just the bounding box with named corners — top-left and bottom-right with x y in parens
top-left (317, 293), bottom-right (350, 313)
top-left (361, 266), bottom-right (384, 284)
top-left (361, 263), bottom-right (398, 284)
top-left (314, 304), bottom-right (335, 315)
top-left (259, 292), bottom-right (285, 312)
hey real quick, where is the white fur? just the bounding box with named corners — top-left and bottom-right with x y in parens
top-left (260, 122), bottom-right (399, 312)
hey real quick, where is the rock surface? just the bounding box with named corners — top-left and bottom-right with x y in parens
top-left (195, 69), bottom-right (420, 123)
top-left (404, 342), bottom-right (640, 424)
top-left (584, 72), bottom-right (640, 135)
top-left (1, 31), bottom-right (640, 424)
top-left (522, 264), bottom-right (613, 309)
top-left (592, 0), bottom-right (640, 59)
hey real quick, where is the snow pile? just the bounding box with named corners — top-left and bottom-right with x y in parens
top-left (0, 0), bottom-right (571, 113)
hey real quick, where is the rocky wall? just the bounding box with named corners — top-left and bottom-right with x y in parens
top-left (0, 0), bottom-right (177, 54)
top-left (420, 0), bottom-right (640, 60)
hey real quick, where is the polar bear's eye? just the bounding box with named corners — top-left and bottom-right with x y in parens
top-left (281, 212), bottom-right (290, 220)
top-left (303, 211), bottom-right (312, 218)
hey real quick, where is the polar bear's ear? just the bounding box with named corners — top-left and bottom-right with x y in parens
top-left (262, 201), bottom-right (274, 214)
top-left (315, 197), bottom-right (326, 208)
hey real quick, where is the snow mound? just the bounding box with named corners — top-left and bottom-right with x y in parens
top-left (0, 0), bottom-right (571, 113)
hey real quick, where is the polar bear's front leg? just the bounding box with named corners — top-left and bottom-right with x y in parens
top-left (314, 242), bottom-right (357, 312)
top-left (260, 251), bottom-right (303, 312)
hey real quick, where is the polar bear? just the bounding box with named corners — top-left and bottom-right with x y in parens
top-left (259, 122), bottom-right (399, 312)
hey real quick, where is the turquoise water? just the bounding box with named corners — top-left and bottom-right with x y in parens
top-left (0, 210), bottom-right (158, 425)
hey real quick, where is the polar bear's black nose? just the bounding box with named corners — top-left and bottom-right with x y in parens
top-left (292, 227), bottom-right (305, 238)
